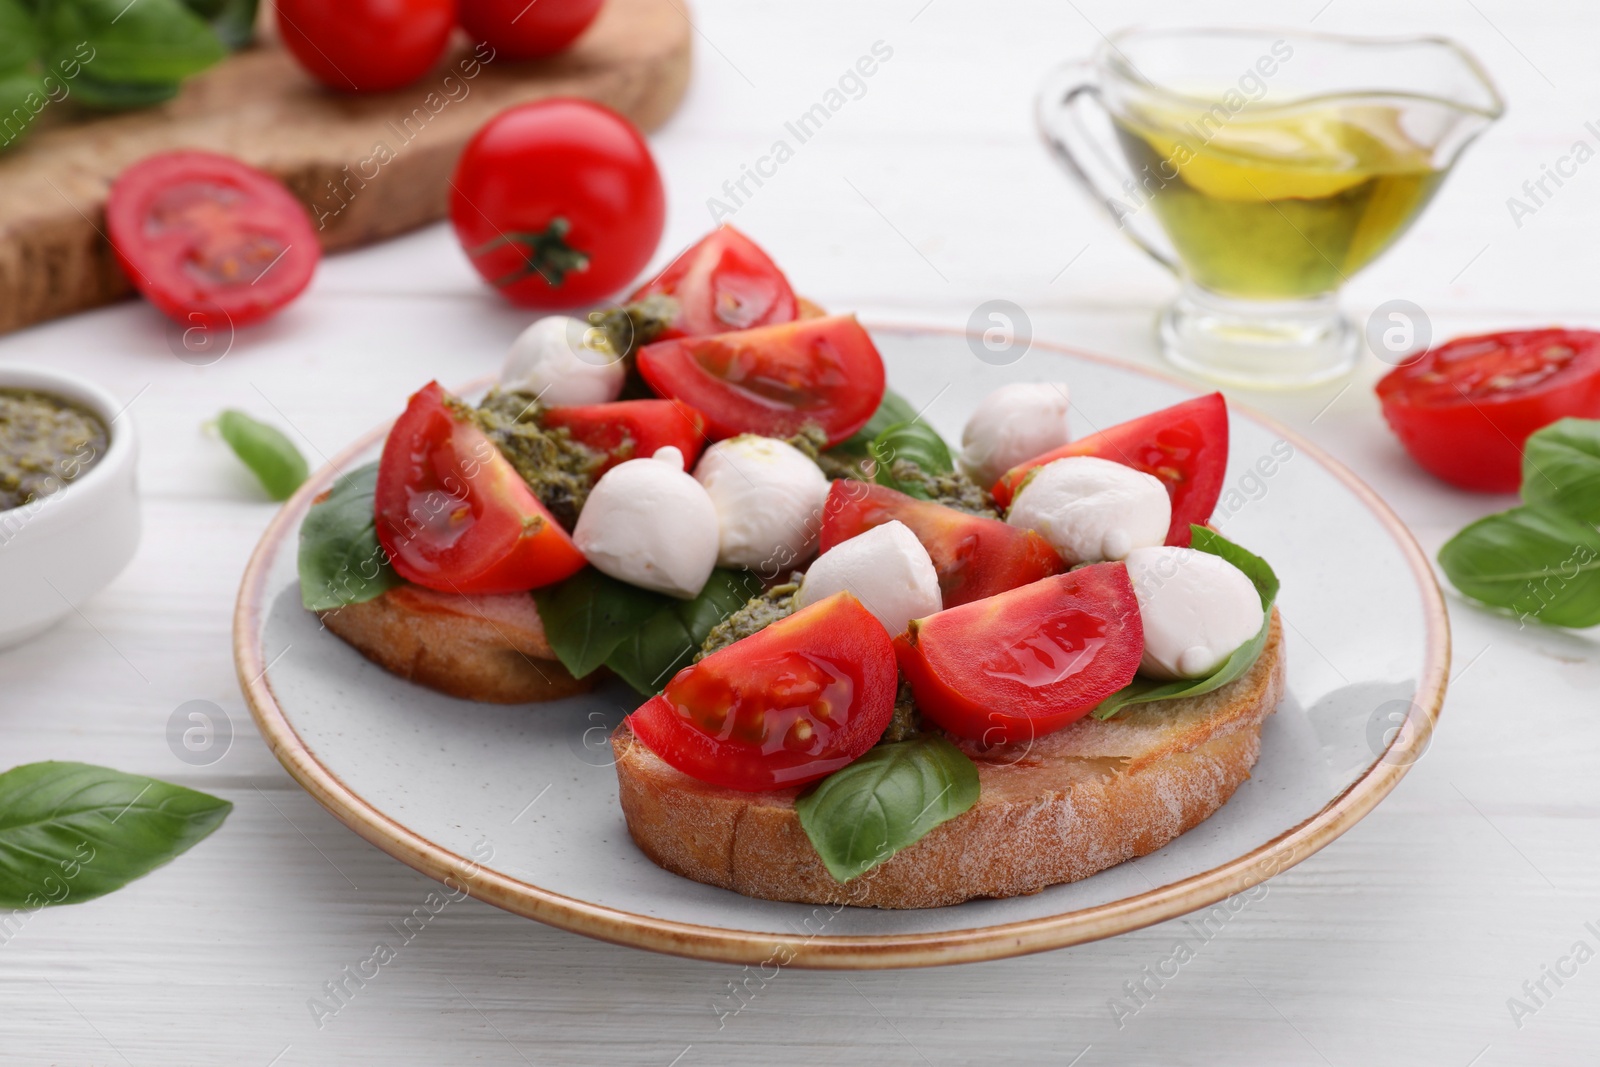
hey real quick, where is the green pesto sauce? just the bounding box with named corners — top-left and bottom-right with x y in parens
top-left (0, 389), bottom-right (107, 512)
top-left (884, 459), bottom-right (998, 517)
top-left (473, 389), bottom-right (602, 530)
top-left (881, 678), bottom-right (924, 744)
top-left (697, 581), bottom-right (799, 661)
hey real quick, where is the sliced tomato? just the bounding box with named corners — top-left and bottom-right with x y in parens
top-left (895, 564), bottom-right (1142, 745)
top-left (628, 225), bottom-right (798, 339)
top-left (541, 399), bottom-right (707, 475)
top-left (636, 315), bottom-right (885, 445)
top-left (818, 481), bottom-right (1064, 607)
top-left (105, 151), bottom-right (319, 330)
top-left (628, 592), bottom-right (897, 791)
top-left (1376, 329), bottom-right (1600, 492)
top-left (375, 382), bottom-right (586, 595)
top-left (992, 393), bottom-right (1228, 548)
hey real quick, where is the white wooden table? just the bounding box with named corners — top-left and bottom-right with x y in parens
top-left (3, 1), bottom-right (1598, 1063)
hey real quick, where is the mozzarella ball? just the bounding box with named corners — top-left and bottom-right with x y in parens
top-left (1006, 455), bottom-right (1169, 563)
top-left (693, 435), bottom-right (830, 571)
top-left (1126, 546), bottom-right (1264, 679)
top-left (501, 315), bottom-right (625, 405)
top-left (797, 521), bottom-right (942, 636)
top-left (573, 446), bottom-right (718, 598)
top-left (958, 382), bottom-right (1073, 485)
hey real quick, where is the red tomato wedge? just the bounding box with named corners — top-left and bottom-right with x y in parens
top-left (992, 393), bottom-right (1228, 548)
top-left (628, 593), bottom-right (898, 791)
top-left (818, 481), bottom-right (1065, 607)
top-left (105, 151), bottom-right (319, 330)
top-left (636, 315), bottom-right (886, 445)
top-left (1376, 329), bottom-right (1600, 492)
top-left (894, 564), bottom-right (1143, 745)
top-left (375, 382), bottom-right (586, 595)
top-left (628, 225), bottom-right (799, 339)
top-left (541, 399), bottom-right (708, 476)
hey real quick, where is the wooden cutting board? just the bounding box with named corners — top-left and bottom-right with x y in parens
top-left (0, 0), bottom-right (691, 335)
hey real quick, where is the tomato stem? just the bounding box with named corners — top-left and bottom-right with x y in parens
top-left (471, 217), bottom-right (590, 289)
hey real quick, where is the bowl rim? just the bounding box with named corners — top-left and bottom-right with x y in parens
top-left (0, 363), bottom-right (137, 524)
top-left (233, 326), bottom-right (1451, 970)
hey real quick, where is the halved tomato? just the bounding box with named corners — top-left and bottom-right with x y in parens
top-left (375, 382), bottom-right (586, 595)
top-left (541, 399), bottom-right (708, 476)
top-left (992, 393), bottom-right (1228, 548)
top-left (628, 225), bottom-right (798, 339)
top-left (628, 592), bottom-right (898, 791)
top-left (818, 481), bottom-right (1064, 607)
top-left (636, 315), bottom-right (886, 445)
top-left (1376, 329), bottom-right (1600, 492)
top-left (105, 150), bottom-right (320, 330)
top-left (895, 564), bottom-right (1142, 745)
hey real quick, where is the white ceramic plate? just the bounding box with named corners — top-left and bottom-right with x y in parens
top-left (236, 326), bottom-right (1449, 969)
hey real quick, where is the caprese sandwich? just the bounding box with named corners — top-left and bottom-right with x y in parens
top-left (297, 226), bottom-right (1284, 908)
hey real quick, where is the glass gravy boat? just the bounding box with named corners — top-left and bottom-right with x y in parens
top-left (1038, 28), bottom-right (1504, 388)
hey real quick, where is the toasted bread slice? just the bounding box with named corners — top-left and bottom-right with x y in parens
top-left (320, 583), bottom-right (592, 704)
top-left (611, 612), bottom-right (1285, 908)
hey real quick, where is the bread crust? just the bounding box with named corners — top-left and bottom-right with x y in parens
top-left (612, 613), bottom-right (1286, 908)
top-left (320, 584), bottom-right (592, 704)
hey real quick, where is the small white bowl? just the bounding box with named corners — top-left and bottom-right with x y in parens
top-left (0, 365), bottom-right (140, 649)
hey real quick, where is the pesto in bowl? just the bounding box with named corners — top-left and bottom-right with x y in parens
top-left (0, 388), bottom-right (108, 512)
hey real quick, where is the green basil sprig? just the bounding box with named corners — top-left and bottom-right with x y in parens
top-left (298, 461), bottom-right (403, 612)
top-left (1521, 418), bottom-right (1600, 526)
top-left (827, 389), bottom-right (917, 464)
top-left (217, 409), bottom-right (308, 501)
top-left (0, 0), bottom-right (235, 137)
top-left (42, 0), bottom-right (223, 86)
top-left (795, 736), bottom-right (979, 884)
top-left (0, 762), bottom-right (230, 910)
top-left (1438, 507), bottom-right (1600, 629)
top-left (535, 568), bottom-right (763, 696)
top-left (1438, 417), bottom-right (1600, 628)
top-left (1092, 526), bottom-right (1280, 720)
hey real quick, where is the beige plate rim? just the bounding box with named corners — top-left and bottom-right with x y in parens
top-left (233, 325), bottom-right (1451, 970)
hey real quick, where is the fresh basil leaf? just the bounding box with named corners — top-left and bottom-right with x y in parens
top-left (0, 70), bottom-right (43, 151)
top-left (177, 0), bottom-right (257, 49)
top-left (0, 0), bottom-right (40, 71)
top-left (603, 569), bottom-right (763, 696)
top-left (1522, 418), bottom-right (1600, 525)
top-left (869, 420), bottom-right (954, 499)
top-left (217, 409), bottom-right (308, 501)
top-left (298, 461), bottom-right (403, 612)
top-left (1092, 526), bottom-right (1279, 720)
top-left (795, 737), bottom-right (979, 883)
top-left (0, 762), bottom-right (231, 909)
top-left (828, 389), bottom-right (917, 462)
top-left (532, 567), bottom-right (670, 679)
top-left (43, 0), bottom-right (224, 85)
top-left (1438, 505), bottom-right (1600, 629)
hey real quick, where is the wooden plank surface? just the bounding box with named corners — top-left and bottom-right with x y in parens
top-left (1, 0), bottom-right (1598, 1064)
top-left (0, 0), bottom-right (691, 334)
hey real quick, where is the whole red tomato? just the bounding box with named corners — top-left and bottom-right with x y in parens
top-left (458, 0), bottom-right (604, 60)
top-left (450, 98), bottom-right (664, 308)
top-left (276, 0), bottom-right (456, 93)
